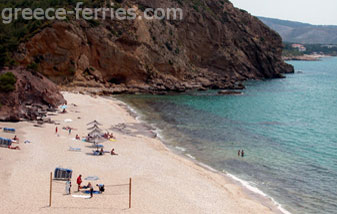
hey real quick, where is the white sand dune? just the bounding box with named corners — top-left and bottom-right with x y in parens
top-left (0, 92), bottom-right (280, 214)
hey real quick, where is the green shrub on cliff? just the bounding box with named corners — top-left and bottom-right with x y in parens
top-left (0, 72), bottom-right (17, 92)
top-left (0, 0), bottom-right (108, 67)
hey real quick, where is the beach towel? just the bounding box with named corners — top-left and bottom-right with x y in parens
top-left (69, 147), bottom-right (81, 152)
top-left (84, 190), bottom-right (102, 195)
top-left (84, 176), bottom-right (99, 181)
top-left (72, 195), bottom-right (91, 199)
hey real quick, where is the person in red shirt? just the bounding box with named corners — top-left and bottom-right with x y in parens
top-left (55, 127), bottom-right (58, 134)
top-left (76, 175), bottom-right (82, 192)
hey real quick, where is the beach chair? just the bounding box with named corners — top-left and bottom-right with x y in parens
top-left (54, 168), bottom-right (73, 180)
top-left (0, 137), bottom-right (12, 148)
top-left (92, 150), bottom-right (101, 156)
top-left (3, 128), bottom-right (15, 133)
top-left (69, 147), bottom-right (81, 152)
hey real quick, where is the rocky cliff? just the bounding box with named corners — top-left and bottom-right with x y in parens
top-left (0, 68), bottom-right (65, 121)
top-left (14, 0), bottom-right (293, 94)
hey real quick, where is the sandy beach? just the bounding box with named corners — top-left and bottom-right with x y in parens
top-left (0, 92), bottom-right (280, 214)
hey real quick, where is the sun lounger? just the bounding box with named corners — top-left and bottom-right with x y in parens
top-left (54, 168), bottom-right (73, 180)
top-left (0, 137), bottom-right (12, 148)
top-left (3, 128), bottom-right (15, 133)
top-left (92, 151), bottom-right (101, 156)
top-left (92, 150), bottom-right (110, 155)
top-left (69, 147), bottom-right (81, 152)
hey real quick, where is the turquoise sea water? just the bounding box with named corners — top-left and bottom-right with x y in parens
top-left (119, 57), bottom-right (337, 214)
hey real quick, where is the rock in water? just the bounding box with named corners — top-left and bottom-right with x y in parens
top-left (0, 68), bottom-right (65, 121)
top-left (218, 90), bottom-right (242, 95)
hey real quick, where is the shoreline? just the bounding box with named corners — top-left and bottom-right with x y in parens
top-left (283, 54), bottom-right (331, 61)
top-left (1, 92), bottom-right (288, 213)
top-left (112, 96), bottom-right (291, 214)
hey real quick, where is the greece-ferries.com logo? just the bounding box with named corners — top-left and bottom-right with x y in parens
top-left (1, 2), bottom-right (184, 24)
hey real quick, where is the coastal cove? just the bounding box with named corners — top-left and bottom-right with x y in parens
top-left (0, 92), bottom-right (281, 214)
top-left (1, 1), bottom-right (336, 214)
top-left (119, 57), bottom-right (337, 214)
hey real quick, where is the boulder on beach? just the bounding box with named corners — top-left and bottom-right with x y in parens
top-left (0, 68), bottom-right (65, 121)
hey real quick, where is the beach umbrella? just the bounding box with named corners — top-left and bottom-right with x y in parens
top-left (87, 120), bottom-right (103, 126)
top-left (85, 176), bottom-right (100, 181)
top-left (87, 135), bottom-right (106, 145)
top-left (88, 130), bottom-right (104, 138)
top-left (87, 125), bottom-right (103, 131)
top-left (61, 105), bottom-right (68, 109)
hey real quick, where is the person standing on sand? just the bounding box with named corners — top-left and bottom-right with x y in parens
top-left (88, 182), bottom-right (94, 198)
top-left (55, 127), bottom-right (58, 134)
top-left (241, 150), bottom-right (245, 157)
top-left (76, 175), bottom-right (82, 192)
top-left (65, 180), bottom-right (72, 195)
top-left (69, 128), bottom-right (71, 135)
top-left (238, 150), bottom-right (241, 157)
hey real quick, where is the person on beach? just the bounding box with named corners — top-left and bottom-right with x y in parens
top-left (65, 180), bottom-right (72, 195)
top-left (99, 148), bottom-right (104, 156)
top-left (69, 128), bottom-right (71, 135)
top-left (238, 150), bottom-right (241, 157)
top-left (241, 150), bottom-right (245, 157)
top-left (75, 134), bottom-right (80, 140)
top-left (55, 127), bottom-right (58, 134)
top-left (13, 135), bottom-right (19, 141)
top-left (76, 175), bottom-right (82, 192)
top-left (88, 182), bottom-right (94, 198)
top-left (8, 145), bottom-right (20, 150)
top-left (96, 184), bottom-right (105, 193)
top-left (111, 148), bottom-right (118, 156)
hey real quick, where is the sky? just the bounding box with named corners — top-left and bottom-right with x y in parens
top-left (230, 0), bottom-right (337, 25)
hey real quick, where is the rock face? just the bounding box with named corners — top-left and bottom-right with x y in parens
top-left (14, 0), bottom-right (293, 94)
top-left (0, 68), bottom-right (65, 121)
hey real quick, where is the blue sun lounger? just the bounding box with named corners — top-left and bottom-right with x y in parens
top-left (54, 168), bottom-right (73, 180)
top-left (84, 190), bottom-right (102, 194)
top-left (69, 147), bottom-right (81, 152)
top-left (0, 137), bottom-right (12, 148)
top-left (3, 128), bottom-right (15, 133)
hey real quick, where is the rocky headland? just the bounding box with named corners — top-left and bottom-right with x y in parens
top-left (0, 68), bottom-right (65, 121)
top-left (0, 0), bottom-right (294, 120)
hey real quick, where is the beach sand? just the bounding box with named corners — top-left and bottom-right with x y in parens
top-left (0, 92), bottom-right (280, 214)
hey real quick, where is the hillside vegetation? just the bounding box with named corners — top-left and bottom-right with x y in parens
top-left (258, 16), bottom-right (337, 44)
top-left (0, 0), bottom-right (105, 67)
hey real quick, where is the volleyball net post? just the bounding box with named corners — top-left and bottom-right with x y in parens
top-left (129, 178), bottom-right (132, 209)
top-left (49, 172), bottom-right (53, 207)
